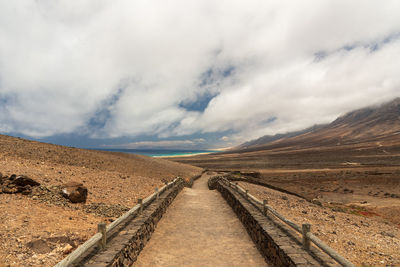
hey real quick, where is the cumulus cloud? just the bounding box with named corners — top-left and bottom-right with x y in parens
top-left (0, 0), bottom-right (400, 145)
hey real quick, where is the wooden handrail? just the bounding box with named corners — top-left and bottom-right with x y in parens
top-left (55, 178), bottom-right (182, 267)
top-left (222, 178), bottom-right (355, 267)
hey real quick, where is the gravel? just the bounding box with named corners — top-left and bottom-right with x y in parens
top-left (238, 181), bottom-right (400, 267)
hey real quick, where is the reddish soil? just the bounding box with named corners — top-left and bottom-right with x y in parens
top-left (0, 134), bottom-right (202, 266)
top-left (237, 181), bottom-right (400, 267)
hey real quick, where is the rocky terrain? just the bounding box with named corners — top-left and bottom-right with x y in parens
top-left (237, 180), bottom-right (400, 266)
top-left (172, 98), bottom-right (400, 267)
top-left (1, 98), bottom-right (399, 266)
top-left (0, 134), bottom-right (202, 266)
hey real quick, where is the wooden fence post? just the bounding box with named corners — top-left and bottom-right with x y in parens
top-left (245, 190), bottom-right (249, 199)
top-left (155, 187), bottom-right (159, 199)
top-left (97, 223), bottom-right (106, 250)
top-left (138, 198), bottom-right (143, 213)
top-left (263, 200), bottom-right (268, 215)
top-left (302, 224), bottom-right (311, 250)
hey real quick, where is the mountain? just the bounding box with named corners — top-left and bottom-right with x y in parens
top-left (238, 124), bottom-right (326, 149)
top-left (235, 97), bottom-right (400, 152)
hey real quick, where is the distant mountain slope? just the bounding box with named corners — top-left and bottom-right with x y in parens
top-left (236, 97), bottom-right (400, 152)
top-left (238, 124), bottom-right (326, 149)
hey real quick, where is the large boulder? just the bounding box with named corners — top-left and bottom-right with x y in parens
top-left (13, 175), bottom-right (41, 187)
top-left (0, 174), bottom-right (40, 194)
top-left (61, 182), bottom-right (88, 203)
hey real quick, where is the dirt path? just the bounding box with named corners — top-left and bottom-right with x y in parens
top-left (134, 173), bottom-right (267, 266)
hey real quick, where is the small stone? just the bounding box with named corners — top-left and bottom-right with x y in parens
top-left (311, 199), bottom-right (322, 206)
top-left (361, 263), bottom-right (372, 267)
top-left (381, 231), bottom-right (395, 238)
top-left (347, 241), bottom-right (355, 246)
top-left (62, 244), bottom-right (74, 254)
top-left (26, 239), bottom-right (52, 254)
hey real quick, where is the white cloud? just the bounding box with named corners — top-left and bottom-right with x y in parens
top-left (220, 136), bottom-right (229, 141)
top-left (105, 139), bottom-right (200, 149)
top-left (0, 0), bottom-right (400, 144)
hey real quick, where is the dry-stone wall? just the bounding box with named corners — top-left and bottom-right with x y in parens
top-left (184, 170), bottom-right (207, 188)
top-left (76, 179), bottom-right (185, 267)
top-left (209, 177), bottom-right (339, 267)
top-left (228, 176), bottom-right (307, 200)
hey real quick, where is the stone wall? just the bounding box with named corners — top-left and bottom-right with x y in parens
top-left (210, 177), bottom-right (339, 267)
top-left (77, 179), bottom-right (185, 267)
top-left (228, 176), bottom-right (307, 200)
top-left (184, 170), bottom-right (206, 188)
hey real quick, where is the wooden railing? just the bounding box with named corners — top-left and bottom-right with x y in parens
top-left (220, 178), bottom-right (355, 267)
top-left (55, 177), bottom-right (183, 267)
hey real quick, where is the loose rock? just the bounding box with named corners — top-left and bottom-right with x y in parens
top-left (61, 182), bottom-right (88, 203)
top-left (381, 231), bottom-right (395, 238)
top-left (61, 244), bottom-right (73, 255)
top-left (311, 198), bottom-right (322, 206)
top-left (26, 239), bottom-right (52, 254)
top-left (0, 174), bottom-right (40, 194)
top-left (13, 175), bottom-right (41, 187)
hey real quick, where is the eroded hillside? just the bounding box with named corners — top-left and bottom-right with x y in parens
top-left (0, 134), bottom-right (202, 266)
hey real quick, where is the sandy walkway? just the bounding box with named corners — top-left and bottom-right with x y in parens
top-left (134, 173), bottom-right (267, 266)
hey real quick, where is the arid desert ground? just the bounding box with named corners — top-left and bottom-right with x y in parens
top-left (0, 134), bottom-right (202, 266)
top-left (172, 140), bottom-right (400, 266)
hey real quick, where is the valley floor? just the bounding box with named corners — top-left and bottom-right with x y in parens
top-left (172, 142), bottom-right (400, 267)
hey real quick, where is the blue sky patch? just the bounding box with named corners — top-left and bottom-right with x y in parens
top-left (314, 31), bottom-right (400, 62)
top-left (87, 87), bottom-right (125, 130)
top-left (199, 65), bottom-right (235, 87)
top-left (179, 92), bottom-right (219, 112)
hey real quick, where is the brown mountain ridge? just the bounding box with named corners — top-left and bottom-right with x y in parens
top-left (237, 97), bottom-right (400, 152)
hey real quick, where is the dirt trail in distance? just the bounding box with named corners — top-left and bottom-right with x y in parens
top-left (134, 173), bottom-right (267, 266)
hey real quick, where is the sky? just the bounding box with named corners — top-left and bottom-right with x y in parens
top-left (0, 1), bottom-right (400, 149)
